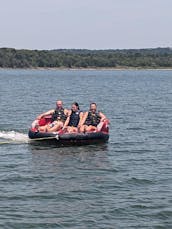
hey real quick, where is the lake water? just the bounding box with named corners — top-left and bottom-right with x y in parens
top-left (0, 69), bottom-right (172, 228)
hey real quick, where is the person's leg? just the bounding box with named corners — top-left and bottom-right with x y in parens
top-left (85, 125), bottom-right (97, 132)
top-left (67, 126), bottom-right (78, 133)
top-left (47, 121), bottom-right (63, 132)
top-left (67, 126), bottom-right (72, 133)
top-left (79, 125), bottom-right (87, 133)
top-left (72, 127), bottom-right (78, 132)
top-left (38, 124), bottom-right (48, 132)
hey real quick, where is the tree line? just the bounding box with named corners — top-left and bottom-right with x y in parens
top-left (0, 47), bottom-right (172, 68)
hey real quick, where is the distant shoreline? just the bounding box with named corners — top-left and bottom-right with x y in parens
top-left (1, 47), bottom-right (172, 69)
top-left (1, 67), bottom-right (172, 71)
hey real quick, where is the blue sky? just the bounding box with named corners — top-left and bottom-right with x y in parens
top-left (0, 0), bottom-right (171, 50)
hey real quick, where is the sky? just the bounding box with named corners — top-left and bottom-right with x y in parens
top-left (0, 0), bottom-right (172, 50)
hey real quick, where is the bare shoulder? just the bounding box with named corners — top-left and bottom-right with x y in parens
top-left (64, 108), bottom-right (69, 114)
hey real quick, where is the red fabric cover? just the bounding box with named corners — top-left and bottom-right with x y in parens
top-left (38, 118), bottom-right (47, 126)
top-left (38, 116), bottom-right (52, 126)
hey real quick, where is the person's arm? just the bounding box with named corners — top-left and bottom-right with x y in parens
top-left (36, 109), bottom-right (54, 120)
top-left (99, 112), bottom-right (107, 122)
top-left (77, 112), bottom-right (84, 127)
top-left (63, 110), bottom-right (71, 129)
top-left (79, 111), bottom-right (88, 126)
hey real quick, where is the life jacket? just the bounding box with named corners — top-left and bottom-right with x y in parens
top-left (51, 108), bottom-right (67, 122)
top-left (68, 110), bottom-right (81, 127)
top-left (85, 111), bottom-right (101, 126)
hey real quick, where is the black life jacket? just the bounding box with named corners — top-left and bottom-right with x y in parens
top-left (85, 111), bottom-right (101, 126)
top-left (68, 110), bottom-right (81, 127)
top-left (51, 108), bottom-right (67, 122)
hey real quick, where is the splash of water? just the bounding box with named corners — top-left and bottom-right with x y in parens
top-left (0, 131), bottom-right (29, 143)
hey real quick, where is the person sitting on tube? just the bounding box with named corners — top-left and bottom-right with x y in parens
top-left (63, 102), bottom-right (83, 133)
top-left (32, 100), bottom-right (69, 132)
top-left (79, 102), bottom-right (107, 133)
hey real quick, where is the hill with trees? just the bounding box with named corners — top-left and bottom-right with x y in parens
top-left (0, 47), bottom-right (172, 69)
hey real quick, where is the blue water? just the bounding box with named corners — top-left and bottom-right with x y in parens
top-left (0, 69), bottom-right (172, 228)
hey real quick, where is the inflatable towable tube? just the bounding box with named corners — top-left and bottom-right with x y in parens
top-left (28, 115), bottom-right (109, 146)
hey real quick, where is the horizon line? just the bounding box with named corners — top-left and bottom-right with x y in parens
top-left (0, 46), bottom-right (172, 51)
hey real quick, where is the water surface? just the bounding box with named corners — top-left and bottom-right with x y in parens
top-left (0, 69), bottom-right (172, 228)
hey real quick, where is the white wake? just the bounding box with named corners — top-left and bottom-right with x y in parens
top-left (0, 131), bottom-right (29, 143)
